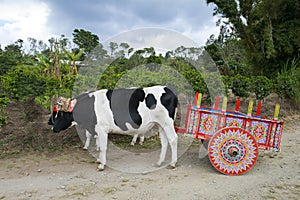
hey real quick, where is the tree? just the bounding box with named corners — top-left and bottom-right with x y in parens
top-left (72, 29), bottom-right (100, 56)
top-left (36, 53), bottom-right (53, 76)
top-left (206, 0), bottom-right (300, 76)
top-left (109, 42), bottom-right (118, 57)
top-left (46, 35), bottom-right (70, 80)
top-left (28, 37), bottom-right (48, 54)
top-left (205, 38), bottom-right (249, 76)
top-left (0, 39), bottom-right (24, 75)
top-left (119, 42), bottom-right (130, 57)
top-left (63, 48), bottom-right (85, 75)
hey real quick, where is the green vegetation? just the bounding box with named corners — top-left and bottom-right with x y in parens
top-left (0, 0), bottom-right (299, 129)
top-left (206, 0), bottom-right (300, 75)
top-left (0, 94), bottom-right (9, 127)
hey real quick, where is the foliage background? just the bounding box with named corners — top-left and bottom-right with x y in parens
top-left (0, 0), bottom-right (299, 128)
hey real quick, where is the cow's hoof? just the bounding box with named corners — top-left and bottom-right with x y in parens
top-left (166, 164), bottom-right (176, 169)
top-left (156, 161), bottom-right (163, 167)
top-left (95, 160), bottom-right (101, 164)
top-left (96, 167), bottom-right (104, 172)
top-left (83, 148), bottom-right (88, 151)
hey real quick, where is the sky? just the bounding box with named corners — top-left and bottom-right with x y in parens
top-left (0, 0), bottom-right (220, 51)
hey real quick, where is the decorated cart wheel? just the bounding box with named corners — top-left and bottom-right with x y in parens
top-left (208, 127), bottom-right (258, 175)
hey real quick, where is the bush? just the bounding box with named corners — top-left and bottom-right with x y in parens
top-left (1, 65), bottom-right (49, 101)
top-left (0, 94), bottom-right (10, 127)
top-left (275, 68), bottom-right (300, 104)
top-left (231, 74), bottom-right (251, 98)
top-left (221, 75), bottom-right (231, 96)
top-left (0, 65), bottom-right (62, 110)
top-left (250, 76), bottom-right (273, 100)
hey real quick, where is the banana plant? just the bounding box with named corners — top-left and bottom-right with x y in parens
top-left (63, 48), bottom-right (85, 75)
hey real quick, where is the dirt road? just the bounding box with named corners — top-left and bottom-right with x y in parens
top-left (0, 120), bottom-right (299, 200)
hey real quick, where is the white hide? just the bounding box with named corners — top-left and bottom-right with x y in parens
top-left (86, 86), bottom-right (177, 171)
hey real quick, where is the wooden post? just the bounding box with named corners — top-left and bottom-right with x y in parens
top-left (256, 102), bottom-right (262, 116)
top-left (247, 100), bottom-right (254, 116)
top-left (194, 92), bottom-right (198, 105)
top-left (274, 104), bottom-right (280, 120)
top-left (214, 96), bottom-right (220, 109)
top-left (222, 96), bottom-right (228, 112)
top-left (197, 93), bottom-right (202, 107)
top-left (235, 99), bottom-right (241, 112)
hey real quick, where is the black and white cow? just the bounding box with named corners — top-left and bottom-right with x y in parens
top-left (50, 86), bottom-right (178, 171)
top-left (49, 110), bottom-right (142, 149)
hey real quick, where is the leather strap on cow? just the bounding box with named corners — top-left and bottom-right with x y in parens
top-left (68, 99), bottom-right (77, 112)
top-left (55, 97), bottom-right (77, 112)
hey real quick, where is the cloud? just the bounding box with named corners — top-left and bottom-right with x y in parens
top-left (0, 0), bottom-right (219, 50)
top-left (44, 0), bottom-right (218, 44)
top-left (182, 16), bottom-right (220, 46)
top-left (103, 28), bottom-right (199, 55)
top-left (0, 0), bottom-right (52, 47)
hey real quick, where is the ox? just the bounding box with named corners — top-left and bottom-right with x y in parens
top-left (50, 86), bottom-right (178, 171)
top-left (49, 112), bottom-right (139, 150)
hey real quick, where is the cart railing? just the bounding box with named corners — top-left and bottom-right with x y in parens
top-left (175, 94), bottom-right (284, 152)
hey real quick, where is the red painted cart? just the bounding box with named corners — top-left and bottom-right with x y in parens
top-left (175, 93), bottom-right (284, 175)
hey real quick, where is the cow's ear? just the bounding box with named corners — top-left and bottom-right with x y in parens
top-left (68, 99), bottom-right (77, 112)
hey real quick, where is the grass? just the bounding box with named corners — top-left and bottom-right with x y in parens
top-left (108, 133), bottom-right (161, 152)
top-left (0, 135), bottom-right (16, 146)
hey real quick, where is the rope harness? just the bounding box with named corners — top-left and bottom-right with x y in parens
top-left (50, 97), bottom-right (77, 123)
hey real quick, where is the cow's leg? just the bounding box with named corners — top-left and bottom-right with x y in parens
top-left (95, 135), bottom-right (100, 151)
top-left (83, 131), bottom-right (91, 150)
top-left (163, 125), bottom-right (178, 169)
top-left (130, 134), bottom-right (138, 146)
top-left (139, 135), bottom-right (145, 145)
top-left (96, 132), bottom-right (108, 171)
top-left (157, 127), bottom-right (168, 167)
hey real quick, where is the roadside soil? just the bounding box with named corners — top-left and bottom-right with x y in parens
top-left (0, 95), bottom-right (299, 200)
top-left (0, 119), bottom-right (299, 200)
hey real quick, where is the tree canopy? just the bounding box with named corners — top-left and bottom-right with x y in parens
top-left (206, 0), bottom-right (300, 75)
top-left (72, 28), bottom-right (100, 56)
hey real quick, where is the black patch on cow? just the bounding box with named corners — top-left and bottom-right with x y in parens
top-left (106, 88), bottom-right (145, 131)
top-left (145, 93), bottom-right (157, 110)
top-left (160, 87), bottom-right (178, 119)
top-left (48, 111), bottom-right (57, 125)
top-left (52, 111), bottom-right (74, 133)
top-left (72, 93), bottom-right (97, 136)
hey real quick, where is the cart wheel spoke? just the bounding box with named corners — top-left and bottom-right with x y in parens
top-left (208, 127), bottom-right (258, 175)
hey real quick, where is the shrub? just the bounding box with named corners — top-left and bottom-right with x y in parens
top-left (275, 58), bottom-right (300, 104)
top-left (1, 65), bottom-right (49, 101)
top-left (231, 74), bottom-right (251, 98)
top-left (0, 94), bottom-right (10, 127)
top-left (250, 76), bottom-right (273, 100)
top-left (0, 65), bottom-right (62, 110)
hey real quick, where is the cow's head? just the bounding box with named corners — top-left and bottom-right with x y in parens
top-left (49, 97), bottom-right (77, 133)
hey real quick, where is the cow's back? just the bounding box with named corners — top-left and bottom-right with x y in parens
top-left (92, 86), bottom-right (177, 135)
top-left (106, 87), bottom-right (145, 131)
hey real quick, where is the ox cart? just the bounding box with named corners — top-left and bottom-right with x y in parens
top-left (175, 93), bottom-right (284, 175)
